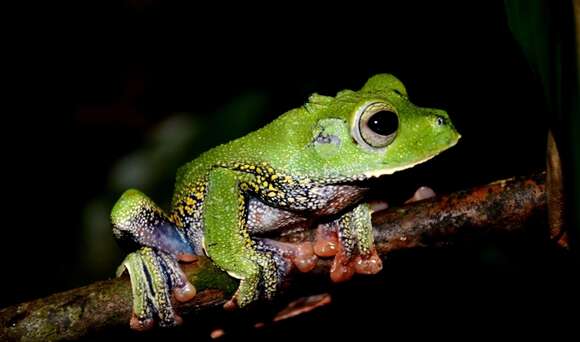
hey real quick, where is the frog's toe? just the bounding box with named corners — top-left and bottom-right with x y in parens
top-left (353, 249), bottom-right (382, 274)
top-left (118, 247), bottom-right (196, 330)
top-left (368, 199), bottom-right (389, 212)
top-left (291, 242), bottom-right (318, 272)
top-left (329, 247), bottom-right (382, 281)
top-left (405, 186), bottom-right (436, 203)
top-left (330, 252), bottom-right (356, 282)
top-left (130, 314), bottom-right (155, 332)
top-left (174, 281), bottom-right (196, 302)
top-left (313, 222), bottom-right (339, 257)
top-left (223, 296), bottom-right (239, 311)
top-left (258, 239), bottom-right (318, 273)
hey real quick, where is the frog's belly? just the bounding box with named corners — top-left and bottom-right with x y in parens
top-left (246, 198), bottom-right (308, 234)
top-left (246, 184), bottom-right (367, 234)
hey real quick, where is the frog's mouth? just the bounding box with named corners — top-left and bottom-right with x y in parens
top-left (362, 136), bottom-right (460, 179)
top-left (362, 153), bottom-right (439, 179)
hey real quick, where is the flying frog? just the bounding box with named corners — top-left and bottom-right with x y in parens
top-left (111, 74), bottom-right (461, 330)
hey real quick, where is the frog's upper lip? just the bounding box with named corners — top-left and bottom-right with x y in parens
top-left (363, 136), bottom-right (459, 179)
top-left (363, 154), bottom-right (439, 178)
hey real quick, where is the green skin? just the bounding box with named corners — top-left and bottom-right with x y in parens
top-left (111, 74), bottom-right (461, 330)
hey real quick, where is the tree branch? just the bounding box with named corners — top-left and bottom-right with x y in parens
top-left (0, 173), bottom-right (547, 341)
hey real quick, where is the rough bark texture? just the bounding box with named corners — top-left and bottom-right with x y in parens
top-left (0, 173), bottom-right (547, 341)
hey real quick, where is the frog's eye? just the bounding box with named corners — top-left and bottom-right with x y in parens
top-left (354, 102), bottom-right (399, 149)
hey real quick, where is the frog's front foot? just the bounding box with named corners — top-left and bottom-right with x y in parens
top-left (313, 203), bottom-right (383, 282)
top-left (117, 247), bottom-right (196, 330)
top-left (257, 239), bottom-right (319, 273)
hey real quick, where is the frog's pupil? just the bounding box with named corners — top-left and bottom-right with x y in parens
top-left (368, 111), bottom-right (398, 136)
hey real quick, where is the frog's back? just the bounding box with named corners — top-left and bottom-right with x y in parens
top-left (171, 107), bottom-right (316, 206)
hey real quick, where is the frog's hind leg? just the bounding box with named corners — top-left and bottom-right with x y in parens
top-left (111, 189), bottom-right (197, 329)
top-left (204, 168), bottom-right (303, 310)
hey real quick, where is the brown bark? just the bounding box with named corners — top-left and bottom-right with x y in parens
top-left (0, 173), bottom-right (547, 341)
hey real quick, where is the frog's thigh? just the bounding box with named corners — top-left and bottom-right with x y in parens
top-left (203, 168), bottom-right (254, 273)
top-left (203, 168), bottom-right (266, 306)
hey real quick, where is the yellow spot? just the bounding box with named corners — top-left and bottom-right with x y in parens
top-left (271, 174), bottom-right (279, 180)
top-left (268, 184), bottom-right (276, 191)
top-left (249, 165), bottom-right (255, 170)
top-left (185, 197), bottom-right (196, 206)
top-left (300, 178), bottom-right (311, 184)
top-left (262, 181), bottom-right (269, 187)
top-left (287, 197), bottom-right (295, 203)
top-left (195, 192), bottom-right (204, 200)
top-left (267, 167), bottom-right (274, 173)
top-left (261, 162), bottom-right (268, 166)
top-left (256, 167), bottom-right (262, 174)
top-left (241, 183), bottom-right (249, 191)
top-left (268, 192), bottom-right (276, 198)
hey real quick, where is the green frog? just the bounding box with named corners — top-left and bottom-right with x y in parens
top-left (111, 74), bottom-right (460, 330)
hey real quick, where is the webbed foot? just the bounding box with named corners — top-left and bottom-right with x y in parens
top-left (220, 248), bottom-right (283, 310)
top-left (221, 240), bottom-right (309, 311)
top-left (111, 189), bottom-right (198, 330)
top-left (117, 247), bottom-right (196, 330)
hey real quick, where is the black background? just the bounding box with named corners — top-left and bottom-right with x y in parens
top-left (5, 1), bottom-right (578, 340)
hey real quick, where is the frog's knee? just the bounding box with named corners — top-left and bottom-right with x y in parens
top-left (112, 189), bottom-right (151, 226)
top-left (111, 189), bottom-right (194, 258)
top-left (111, 189), bottom-right (157, 241)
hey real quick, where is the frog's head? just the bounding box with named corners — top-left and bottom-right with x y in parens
top-left (304, 74), bottom-right (460, 179)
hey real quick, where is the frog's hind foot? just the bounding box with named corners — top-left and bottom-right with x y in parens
top-left (222, 249), bottom-right (282, 310)
top-left (117, 247), bottom-right (196, 330)
top-left (223, 239), bottom-right (317, 311)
